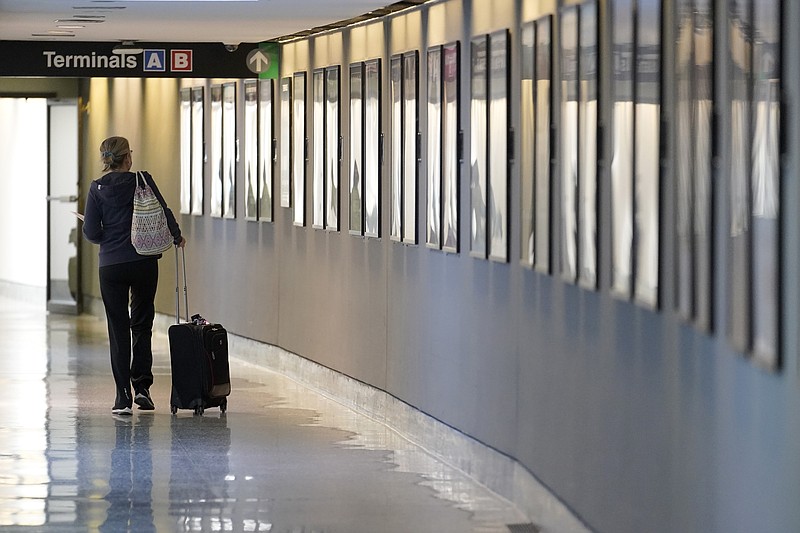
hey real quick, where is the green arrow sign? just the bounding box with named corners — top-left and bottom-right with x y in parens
top-left (248, 42), bottom-right (280, 79)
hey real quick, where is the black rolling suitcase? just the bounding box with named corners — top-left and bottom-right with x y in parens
top-left (168, 246), bottom-right (231, 415)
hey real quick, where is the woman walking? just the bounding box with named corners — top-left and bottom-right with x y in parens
top-left (83, 136), bottom-right (185, 415)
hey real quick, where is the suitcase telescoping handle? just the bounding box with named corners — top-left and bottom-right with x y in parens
top-left (174, 245), bottom-right (189, 324)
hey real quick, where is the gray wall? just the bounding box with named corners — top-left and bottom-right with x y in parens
top-left (71, 1), bottom-right (800, 532)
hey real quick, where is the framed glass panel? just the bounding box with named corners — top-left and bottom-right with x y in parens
top-left (560, 7), bottom-right (578, 281)
top-left (633, 0), bottom-right (662, 308)
top-left (210, 84), bottom-right (223, 218)
top-left (313, 69), bottom-right (325, 229)
top-left (534, 17), bottom-right (553, 273)
top-left (280, 76), bottom-right (292, 209)
top-left (426, 46), bottom-right (442, 249)
top-left (364, 58), bottom-right (381, 238)
top-left (391, 55), bottom-right (403, 241)
top-left (222, 82), bottom-right (236, 219)
top-left (442, 42), bottom-right (460, 254)
top-left (694, 0), bottom-right (714, 331)
top-left (179, 87), bottom-right (191, 215)
top-left (675, 0), bottom-right (694, 319)
top-left (488, 30), bottom-right (509, 263)
top-left (520, 21), bottom-right (535, 266)
top-left (579, 1), bottom-right (598, 289)
top-left (325, 66), bottom-right (340, 231)
top-left (293, 72), bottom-right (306, 226)
top-left (244, 80), bottom-right (258, 221)
top-left (349, 62), bottom-right (364, 235)
top-left (727, 1), bottom-right (751, 350)
top-left (750, 0), bottom-right (781, 368)
top-left (727, 0), bottom-right (752, 352)
top-left (258, 79), bottom-right (273, 222)
top-left (674, 0), bottom-right (715, 328)
top-left (403, 51), bottom-right (419, 245)
top-left (190, 87), bottom-right (204, 216)
top-left (610, 0), bottom-right (634, 297)
top-left (469, 36), bottom-right (488, 258)
top-left (725, 0), bottom-right (787, 363)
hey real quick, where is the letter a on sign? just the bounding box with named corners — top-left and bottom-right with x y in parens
top-left (144, 50), bottom-right (166, 72)
top-left (171, 50), bottom-right (192, 72)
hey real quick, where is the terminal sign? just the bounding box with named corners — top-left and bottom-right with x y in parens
top-left (0, 41), bottom-right (266, 78)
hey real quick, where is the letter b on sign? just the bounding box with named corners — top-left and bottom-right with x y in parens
top-left (171, 50), bottom-right (192, 72)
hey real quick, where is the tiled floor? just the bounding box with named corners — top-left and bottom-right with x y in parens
top-left (0, 297), bottom-right (532, 532)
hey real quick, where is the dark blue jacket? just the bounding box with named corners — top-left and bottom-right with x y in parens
top-left (83, 170), bottom-right (181, 267)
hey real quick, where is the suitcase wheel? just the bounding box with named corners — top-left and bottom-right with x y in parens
top-left (220, 398), bottom-right (227, 413)
top-left (170, 405), bottom-right (178, 415)
top-left (194, 405), bottom-right (204, 416)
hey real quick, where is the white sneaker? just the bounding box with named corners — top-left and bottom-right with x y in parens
top-left (111, 405), bottom-right (133, 416)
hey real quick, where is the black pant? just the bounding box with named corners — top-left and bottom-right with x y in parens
top-left (99, 258), bottom-right (159, 406)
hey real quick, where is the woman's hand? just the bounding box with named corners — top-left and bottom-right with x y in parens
top-left (176, 236), bottom-right (187, 248)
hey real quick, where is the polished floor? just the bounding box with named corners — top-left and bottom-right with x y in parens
top-left (0, 296), bottom-right (533, 532)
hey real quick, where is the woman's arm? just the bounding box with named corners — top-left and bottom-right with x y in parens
top-left (81, 184), bottom-right (104, 243)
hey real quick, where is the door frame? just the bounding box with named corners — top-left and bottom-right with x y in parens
top-left (46, 98), bottom-right (81, 315)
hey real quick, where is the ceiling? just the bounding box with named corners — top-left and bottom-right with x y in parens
top-left (0, 0), bottom-right (423, 45)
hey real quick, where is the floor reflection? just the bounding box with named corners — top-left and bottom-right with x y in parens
top-left (0, 295), bottom-right (541, 532)
top-left (0, 375), bottom-right (50, 527)
top-left (0, 301), bottom-right (76, 528)
top-left (100, 416), bottom-right (155, 533)
top-left (243, 370), bottom-right (528, 531)
top-left (169, 414), bottom-right (235, 532)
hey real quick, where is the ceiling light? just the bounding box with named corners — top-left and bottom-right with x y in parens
top-left (112, 41), bottom-right (144, 55)
top-left (32, 32), bottom-right (76, 37)
top-left (55, 18), bottom-right (105, 23)
top-left (57, 25), bottom-right (85, 29)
